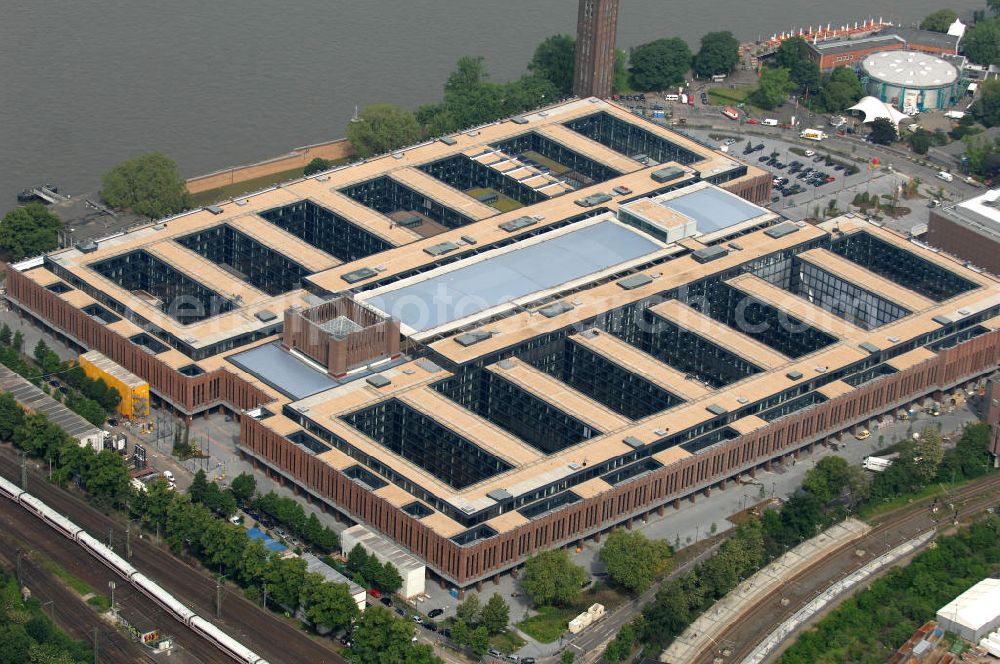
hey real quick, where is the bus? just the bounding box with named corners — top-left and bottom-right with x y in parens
top-left (722, 107), bottom-right (739, 121)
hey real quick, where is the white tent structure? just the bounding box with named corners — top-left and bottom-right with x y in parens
top-left (947, 18), bottom-right (966, 39)
top-left (847, 96), bottom-right (910, 126)
top-left (936, 578), bottom-right (1000, 642)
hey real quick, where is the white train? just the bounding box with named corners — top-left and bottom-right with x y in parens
top-left (0, 475), bottom-right (268, 664)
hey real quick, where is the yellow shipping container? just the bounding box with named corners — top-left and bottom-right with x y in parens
top-left (78, 350), bottom-right (149, 419)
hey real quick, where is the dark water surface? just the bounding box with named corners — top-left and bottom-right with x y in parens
top-left (0, 0), bottom-right (982, 200)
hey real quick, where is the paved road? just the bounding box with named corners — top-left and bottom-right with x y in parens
top-left (0, 444), bottom-right (345, 664)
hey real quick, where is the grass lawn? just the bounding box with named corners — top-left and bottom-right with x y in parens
top-left (189, 156), bottom-right (351, 207)
top-left (858, 476), bottom-right (979, 521)
top-left (33, 551), bottom-right (94, 596)
top-left (521, 150), bottom-right (570, 175)
top-left (490, 629), bottom-right (526, 653)
top-left (466, 187), bottom-right (524, 213)
top-left (518, 605), bottom-right (576, 643)
top-left (707, 87), bottom-right (749, 106)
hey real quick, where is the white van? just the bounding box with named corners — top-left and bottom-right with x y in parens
top-left (761, 118), bottom-right (778, 126)
top-left (664, 94), bottom-right (679, 102)
top-left (936, 171), bottom-right (954, 182)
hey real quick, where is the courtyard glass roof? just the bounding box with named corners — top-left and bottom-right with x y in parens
top-left (228, 342), bottom-right (338, 400)
top-left (659, 187), bottom-right (766, 234)
top-left (361, 220), bottom-right (662, 333)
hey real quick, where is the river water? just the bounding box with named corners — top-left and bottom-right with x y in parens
top-left (0, 0), bottom-right (983, 202)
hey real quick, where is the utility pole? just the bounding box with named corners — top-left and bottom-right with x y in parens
top-left (125, 522), bottom-right (131, 560)
top-left (216, 577), bottom-right (223, 618)
top-left (92, 627), bottom-right (99, 664)
top-left (20, 452), bottom-right (27, 490)
top-left (262, 584), bottom-right (267, 610)
top-left (109, 581), bottom-right (115, 617)
top-left (15, 549), bottom-right (22, 587)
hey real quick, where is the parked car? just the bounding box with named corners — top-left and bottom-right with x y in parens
top-left (395, 607), bottom-right (406, 617)
top-left (428, 608), bottom-right (444, 619)
top-left (753, 143), bottom-right (765, 151)
top-left (368, 588), bottom-right (382, 599)
top-left (423, 622), bottom-right (438, 632)
top-left (489, 649), bottom-right (504, 658)
top-left (380, 597), bottom-right (392, 607)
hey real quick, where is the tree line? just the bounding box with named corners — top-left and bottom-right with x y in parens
top-left (780, 515), bottom-right (1000, 663)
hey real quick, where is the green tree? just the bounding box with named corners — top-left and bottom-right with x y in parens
top-left (913, 426), bottom-right (945, 483)
top-left (265, 556), bottom-right (307, 609)
top-left (599, 528), bottom-right (673, 593)
top-left (347, 606), bottom-right (441, 664)
top-left (11, 331), bottom-right (23, 352)
top-left (693, 31), bottom-right (739, 78)
top-left (300, 574), bottom-right (358, 632)
top-left (920, 9), bottom-right (958, 32)
top-left (85, 450), bottom-right (132, 509)
top-left (480, 594), bottom-right (510, 635)
top-left (303, 157), bottom-right (333, 176)
top-left (189, 469), bottom-right (209, 503)
top-left (0, 324), bottom-right (10, 346)
top-left (469, 626), bottom-right (490, 656)
top-left (0, 204), bottom-right (63, 261)
top-left (868, 117), bottom-right (898, 144)
top-left (991, 0), bottom-right (1000, 15)
top-left (451, 619), bottom-right (472, 646)
top-left (790, 59), bottom-right (821, 94)
top-left (613, 48), bottom-right (629, 93)
top-left (0, 392), bottom-right (24, 441)
top-left (521, 549), bottom-right (588, 607)
top-left (66, 396), bottom-right (105, 427)
top-left (33, 339), bottom-right (49, 366)
top-left (229, 471), bottom-right (256, 505)
top-left (100, 152), bottom-right (191, 219)
top-left (629, 38), bottom-right (692, 90)
top-left (455, 592), bottom-right (480, 626)
top-left (346, 104), bottom-right (422, 159)
top-left (561, 651), bottom-right (576, 664)
top-left (375, 560), bottom-right (402, 594)
top-left (961, 18), bottom-right (1000, 65)
top-left (908, 128), bottom-right (933, 155)
top-left (774, 37), bottom-right (810, 70)
top-left (642, 578), bottom-right (692, 644)
top-left (817, 66), bottom-right (864, 112)
top-left (603, 621), bottom-right (637, 663)
top-left (801, 456), bottom-right (853, 504)
top-left (750, 67), bottom-right (794, 110)
top-left (529, 34), bottom-right (576, 96)
top-left (972, 79), bottom-right (1000, 127)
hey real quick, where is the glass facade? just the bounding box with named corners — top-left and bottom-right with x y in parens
top-left (177, 224), bottom-right (311, 296)
top-left (564, 112), bottom-right (701, 165)
top-left (492, 132), bottom-right (624, 188)
top-left (418, 154), bottom-right (545, 208)
top-left (259, 200), bottom-right (392, 262)
top-left (340, 176), bottom-right (475, 229)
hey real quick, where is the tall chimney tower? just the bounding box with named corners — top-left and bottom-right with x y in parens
top-left (573, 0), bottom-right (620, 99)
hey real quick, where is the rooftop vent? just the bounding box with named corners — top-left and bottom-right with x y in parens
top-left (392, 152), bottom-right (404, 160)
top-left (75, 240), bottom-right (98, 254)
top-left (651, 166), bottom-right (685, 183)
top-left (617, 274), bottom-right (653, 290)
top-left (497, 358), bottom-right (516, 370)
top-left (341, 267), bottom-right (378, 284)
top-left (692, 246), bottom-right (729, 264)
top-left (932, 315), bottom-right (952, 325)
top-left (786, 370), bottom-right (804, 380)
top-left (814, 366), bottom-right (828, 373)
top-left (736, 396), bottom-right (749, 404)
top-left (235, 199), bottom-right (248, 206)
top-left (460, 234), bottom-right (477, 245)
top-left (255, 309), bottom-right (277, 322)
top-left (706, 404), bottom-right (728, 416)
top-left (366, 374), bottom-right (391, 388)
top-left (511, 115), bottom-right (529, 125)
top-left (424, 241), bottom-right (460, 257)
top-left (487, 489), bottom-right (513, 501)
top-left (455, 331), bottom-right (492, 347)
top-left (887, 336), bottom-right (900, 343)
top-left (205, 204), bottom-right (224, 215)
top-left (623, 436), bottom-right (645, 449)
top-left (498, 216), bottom-right (537, 233)
top-left (538, 301), bottom-right (575, 318)
top-left (859, 342), bottom-right (880, 354)
top-left (764, 222), bottom-right (800, 239)
top-left (654, 428), bottom-right (669, 436)
top-left (415, 358), bottom-right (442, 373)
top-left (439, 136), bottom-right (458, 146)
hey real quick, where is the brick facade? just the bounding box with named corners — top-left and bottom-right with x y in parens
top-left (241, 328), bottom-right (1000, 587)
top-left (927, 211), bottom-right (1000, 276)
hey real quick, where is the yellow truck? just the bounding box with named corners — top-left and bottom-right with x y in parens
top-left (78, 350), bottom-right (149, 419)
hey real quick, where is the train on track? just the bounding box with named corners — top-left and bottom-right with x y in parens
top-left (0, 474), bottom-right (269, 664)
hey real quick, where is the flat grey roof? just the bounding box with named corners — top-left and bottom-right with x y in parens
top-left (0, 365), bottom-right (103, 441)
top-left (659, 187), bottom-right (766, 234)
top-left (362, 220), bottom-right (662, 333)
top-left (228, 342), bottom-right (338, 400)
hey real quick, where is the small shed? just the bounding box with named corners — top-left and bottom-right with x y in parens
top-left (340, 524), bottom-right (425, 598)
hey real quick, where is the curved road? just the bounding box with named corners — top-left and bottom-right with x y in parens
top-left (0, 445), bottom-right (345, 664)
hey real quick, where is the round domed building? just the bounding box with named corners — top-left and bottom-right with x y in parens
top-left (859, 50), bottom-right (960, 113)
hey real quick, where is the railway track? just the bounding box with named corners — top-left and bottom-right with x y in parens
top-left (0, 445), bottom-right (344, 664)
top-left (689, 472), bottom-right (1000, 664)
